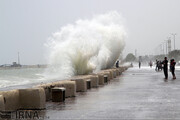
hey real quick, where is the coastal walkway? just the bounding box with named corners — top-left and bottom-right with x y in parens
top-left (41, 66), bottom-right (180, 120)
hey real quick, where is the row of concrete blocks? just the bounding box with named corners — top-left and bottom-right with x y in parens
top-left (0, 67), bottom-right (129, 112)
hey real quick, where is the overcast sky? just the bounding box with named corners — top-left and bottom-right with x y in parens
top-left (0, 0), bottom-right (180, 65)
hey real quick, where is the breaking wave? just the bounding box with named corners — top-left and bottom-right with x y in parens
top-left (45, 11), bottom-right (126, 79)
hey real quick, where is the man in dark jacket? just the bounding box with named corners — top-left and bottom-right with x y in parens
top-left (170, 59), bottom-right (176, 79)
top-left (163, 57), bottom-right (168, 79)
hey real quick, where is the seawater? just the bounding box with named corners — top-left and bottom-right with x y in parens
top-left (0, 68), bottom-right (47, 89)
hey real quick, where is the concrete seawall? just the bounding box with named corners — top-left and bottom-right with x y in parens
top-left (0, 66), bottom-right (130, 112)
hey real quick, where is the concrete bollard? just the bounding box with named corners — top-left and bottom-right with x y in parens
top-left (36, 83), bottom-right (54, 101)
top-left (71, 77), bottom-right (87, 92)
top-left (113, 69), bottom-right (117, 78)
top-left (0, 95), bottom-right (5, 111)
top-left (97, 73), bottom-right (104, 85)
top-left (89, 75), bottom-right (99, 88)
top-left (104, 69), bottom-right (113, 80)
top-left (52, 80), bottom-right (76, 98)
top-left (52, 87), bottom-right (66, 102)
top-left (118, 68), bottom-right (122, 75)
top-left (99, 71), bottom-right (110, 81)
top-left (108, 70), bottom-right (114, 79)
top-left (36, 80), bottom-right (76, 101)
top-left (118, 67), bottom-right (124, 74)
top-left (104, 75), bottom-right (108, 83)
top-left (62, 80), bottom-right (76, 97)
top-left (18, 88), bottom-right (46, 110)
top-left (0, 90), bottom-right (20, 112)
top-left (86, 79), bottom-right (91, 89)
top-left (119, 66), bottom-right (126, 72)
top-left (115, 69), bottom-right (120, 76)
top-left (80, 75), bottom-right (99, 88)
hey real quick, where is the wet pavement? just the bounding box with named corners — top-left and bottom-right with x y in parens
top-left (43, 66), bottom-right (180, 120)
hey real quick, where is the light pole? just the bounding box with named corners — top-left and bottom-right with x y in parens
top-left (161, 42), bottom-right (164, 55)
top-left (164, 40), bottom-right (168, 55)
top-left (18, 52), bottom-right (20, 65)
top-left (167, 37), bottom-right (171, 53)
top-left (171, 33), bottom-right (177, 50)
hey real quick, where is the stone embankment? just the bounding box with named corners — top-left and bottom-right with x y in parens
top-left (0, 66), bottom-right (130, 112)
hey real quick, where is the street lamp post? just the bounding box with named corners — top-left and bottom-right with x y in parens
top-left (164, 40), bottom-right (168, 55)
top-left (162, 42), bottom-right (164, 55)
top-left (171, 33), bottom-right (177, 50)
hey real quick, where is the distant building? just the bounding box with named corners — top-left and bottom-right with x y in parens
top-left (0, 64), bottom-right (11, 67)
top-left (11, 62), bottom-right (21, 67)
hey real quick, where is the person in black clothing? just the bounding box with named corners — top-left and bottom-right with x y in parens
top-left (116, 60), bottom-right (119, 68)
top-left (139, 61), bottom-right (141, 68)
top-left (163, 57), bottom-right (168, 79)
top-left (155, 60), bottom-right (158, 71)
top-left (158, 60), bottom-right (162, 71)
top-left (170, 59), bottom-right (176, 79)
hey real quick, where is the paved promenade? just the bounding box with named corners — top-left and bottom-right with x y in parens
top-left (43, 66), bottom-right (180, 120)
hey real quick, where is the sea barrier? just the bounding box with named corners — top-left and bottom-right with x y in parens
top-left (104, 69), bottom-right (115, 79)
top-left (36, 80), bottom-right (76, 101)
top-left (98, 71), bottom-right (111, 82)
top-left (96, 73), bottom-right (104, 85)
top-left (71, 77), bottom-right (88, 92)
top-left (0, 66), bottom-right (130, 112)
top-left (0, 95), bottom-right (5, 111)
top-left (0, 88), bottom-right (45, 112)
top-left (18, 88), bottom-right (45, 110)
top-left (0, 90), bottom-right (19, 111)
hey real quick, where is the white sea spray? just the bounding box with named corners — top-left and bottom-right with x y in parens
top-left (45, 11), bottom-right (126, 80)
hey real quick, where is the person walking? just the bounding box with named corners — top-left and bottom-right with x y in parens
top-left (158, 60), bottom-right (162, 71)
top-left (155, 60), bottom-right (158, 71)
top-left (139, 61), bottom-right (141, 69)
top-left (116, 60), bottom-right (119, 68)
top-left (170, 59), bottom-right (176, 79)
top-left (149, 60), bottom-right (152, 68)
top-left (163, 57), bottom-right (168, 79)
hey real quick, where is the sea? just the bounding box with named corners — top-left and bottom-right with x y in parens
top-left (0, 67), bottom-right (50, 90)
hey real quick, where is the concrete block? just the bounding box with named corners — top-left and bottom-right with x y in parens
top-left (71, 77), bottom-right (87, 92)
top-left (80, 75), bottom-right (99, 88)
top-left (115, 69), bottom-right (120, 76)
top-left (36, 83), bottom-right (54, 101)
top-left (103, 69), bottom-right (113, 80)
top-left (0, 95), bottom-right (5, 111)
top-left (52, 87), bottom-right (66, 102)
top-left (108, 70), bottom-right (114, 79)
top-left (89, 75), bottom-right (99, 88)
top-left (113, 69), bottom-right (117, 78)
top-left (118, 67), bottom-right (124, 73)
top-left (97, 73), bottom-right (104, 85)
top-left (86, 79), bottom-right (91, 89)
top-left (19, 88), bottom-right (45, 110)
top-left (52, 80), bottom-right (76, 98)
top-left (0, 90), bottom-right (19, 112)
top-left (99, 71), bottom-right (110, 81)
top-left (36, 80), bottom-right (76, 100)
top-left (119, 66), bottom-right (128, 73)
top-left (104, 75), bottom-right (108, 83)
top-left (118, 68), bottom-right (122, 75)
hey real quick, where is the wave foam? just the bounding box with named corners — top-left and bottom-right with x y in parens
top-left (45, 11), bottom-right (126, 79)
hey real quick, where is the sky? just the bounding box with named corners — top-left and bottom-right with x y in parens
top-left (0, 0), bottom-right (180, 65)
